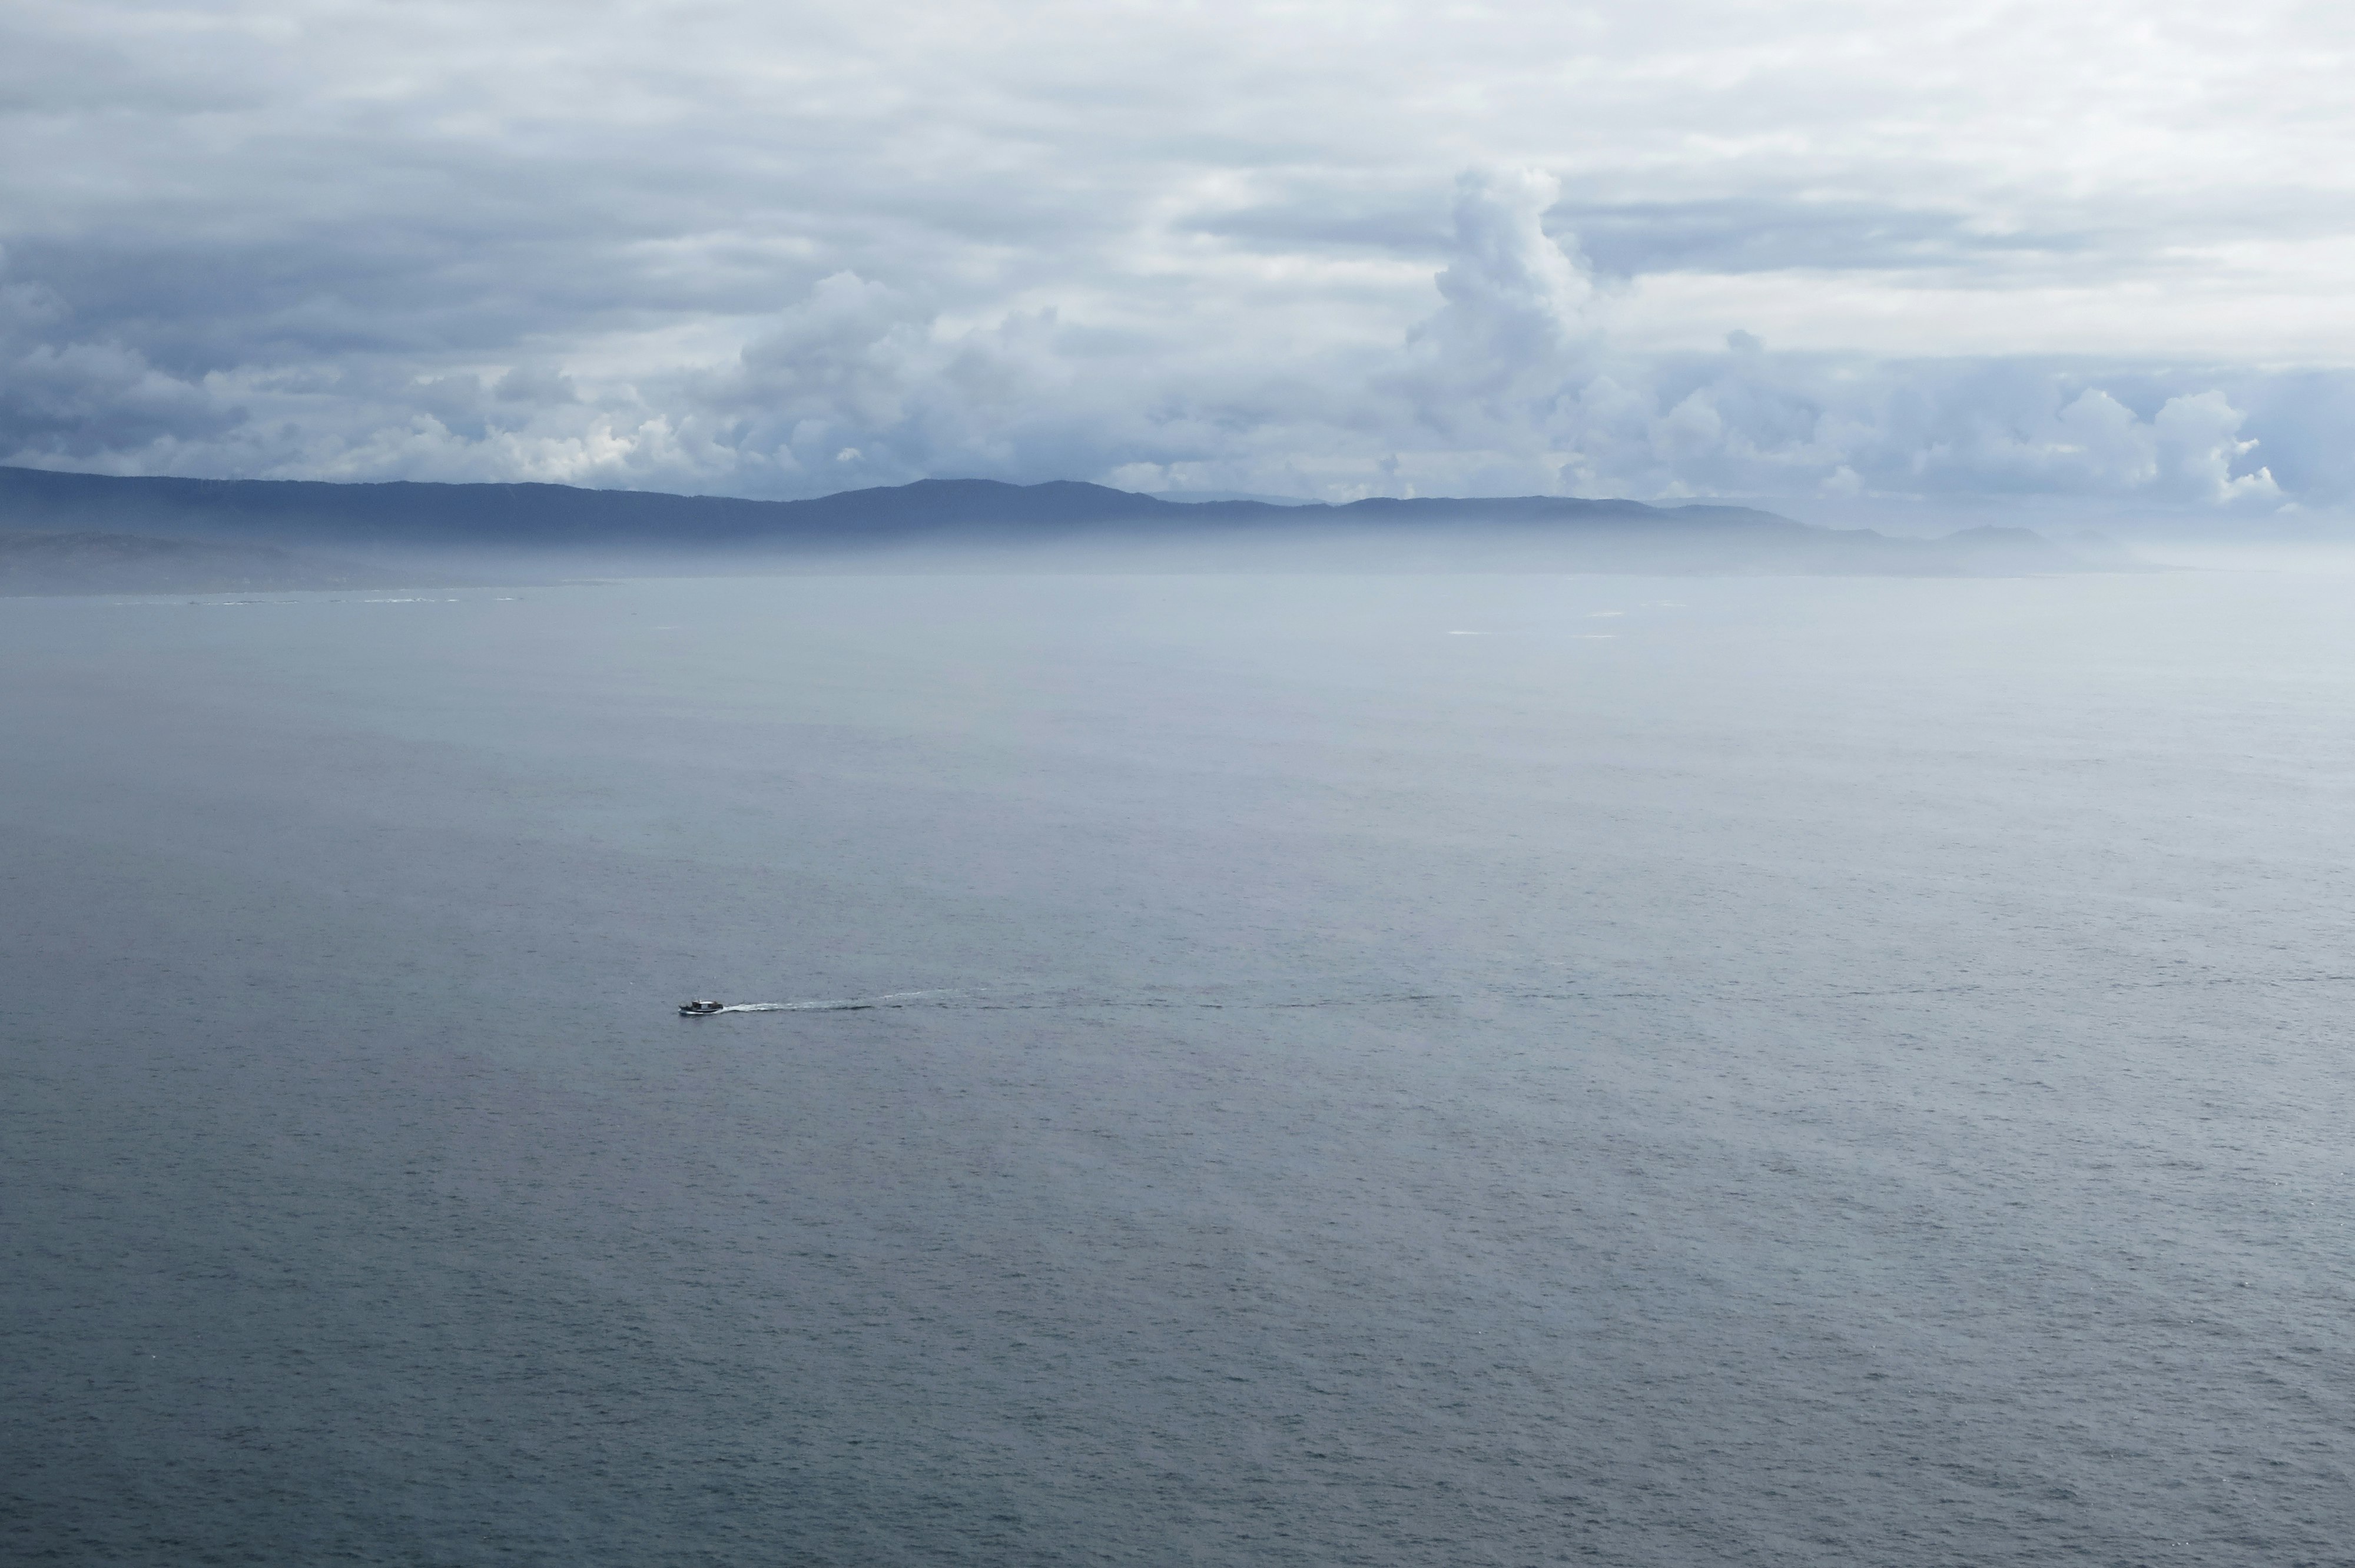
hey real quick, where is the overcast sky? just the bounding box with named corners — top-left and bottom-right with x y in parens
top-left (4, 0), bottom-right (2350, 509)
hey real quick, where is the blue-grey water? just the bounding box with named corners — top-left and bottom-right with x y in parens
top-left (4, 567), bottom-right (2351, 1565)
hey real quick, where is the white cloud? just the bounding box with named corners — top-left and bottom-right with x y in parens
top-left (1396, 169), bottom-right (1602, 434)
top-left (0, 1), bottom-right (2346, 512)
top-left (2152, 391), bottom-right (2281, 505)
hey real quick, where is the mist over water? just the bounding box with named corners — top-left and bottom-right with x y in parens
top-left (5, 565), bottom-right (2353, 1564)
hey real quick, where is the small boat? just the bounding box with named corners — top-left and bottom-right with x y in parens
top-left (678, 999), bottom-right (727, 1016)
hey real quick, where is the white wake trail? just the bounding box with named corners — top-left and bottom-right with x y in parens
top-left (715, 988), bottom-right (966, 1014)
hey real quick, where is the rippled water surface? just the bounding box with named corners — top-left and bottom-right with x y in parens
top-left (5, 569), bottom-right (2352, 1565)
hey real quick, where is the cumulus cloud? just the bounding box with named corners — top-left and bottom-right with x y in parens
top-left (0, 257), bottom-right (240, 462)
top-left (2154, 391), bottom-right (2281, 505)
top-left (0, 167), bottom-right (2304, 516)
top-left (1395, 169), bottom-right (1603, 436)
top-left (0, 1), bottom-right (2343, 515)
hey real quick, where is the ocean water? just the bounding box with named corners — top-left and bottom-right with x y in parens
top-left (3, 567), bottom-right (2351, 1566)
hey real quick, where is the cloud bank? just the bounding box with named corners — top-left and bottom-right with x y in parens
top-left (2, 1), bottom-right (2349, 514)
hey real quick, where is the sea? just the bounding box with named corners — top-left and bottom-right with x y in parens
top-left (4, 565), bottom-right (2351, 1565)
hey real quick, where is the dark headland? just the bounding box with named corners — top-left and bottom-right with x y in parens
top-left (0, 464), bottom-right (2116, 594)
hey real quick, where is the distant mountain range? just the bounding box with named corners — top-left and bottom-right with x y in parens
top-left (0, 465), bottom-right (2122, 593)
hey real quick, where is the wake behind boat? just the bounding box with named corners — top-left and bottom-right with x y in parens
top-left (677, 988), bottom-right (971, 1017)
top-left (678, 997), bottom-right (836, 1016)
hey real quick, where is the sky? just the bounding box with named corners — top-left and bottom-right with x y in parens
top-left (3, 0), bottom-right (2351, 511)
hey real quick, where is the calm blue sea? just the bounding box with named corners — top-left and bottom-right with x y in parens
top-left (4, 567), bottom-right (2351, 1564)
